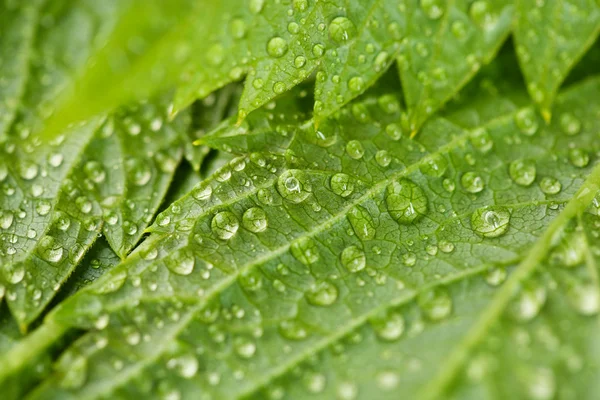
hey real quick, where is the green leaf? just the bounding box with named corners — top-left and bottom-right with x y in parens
top-left (514, 0), bottom-right (600, 119)
top-left (6, 73), bottom-right (600, 398)
top-left (175, 0), bottom-right (513, 134)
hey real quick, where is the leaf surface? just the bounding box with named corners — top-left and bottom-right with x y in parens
top-left (7, 75), bottom-right (600, 399)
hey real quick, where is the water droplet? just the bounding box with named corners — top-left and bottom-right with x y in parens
top-left (377, 370), bottom-right (399, 391)
top-left (470, 128), bottom-right (493, 153)
top-left (509, 159), bottom-right (536, 186)
top-left (168, 253), bottom-right (195, 276)
top-left (306, 281), bottom-right (338, 306)
top-left (229, 18), bottom-right (247, 39)
top-left (420, 155), bottom-right (448, 177)
top-left (19, 161), bottom-right (38, 180)
top-left (312, 44), bottom-right (325, 57)
top-left (273, 81), bottom-right (286, 94)
top-left (48, 153), bottom-right (64, 167)
top-left (239, 270), bottom-right (263, 292)
top-left (294, 55), bottom-right (306, 68)
top-left (385, 123), bottom-right (402, 140)
top-left (279, 319), bottom-right (309, 340)
top-left (568, 148), bottom-right (589, 168)
top-left (5, 265), bottom-right (25, 284)
top-left (568, 284), bottom-right (600, 316)
top-left (267, 37), bottom-right (288, 58)
top-left (370, 310), bottom-right (405, 341)
top-left (242, 207), bottom-right (268, 233)
top-left (469, 0), bottom-right (496, 29)
top-left (59, 356), bottom-right (88, 389)
top-left (193, 185), bottom-right (212, 201)
top-left (471, 206), bottom-right (511, 238)
top-left (277, 170), bottom-right (312, 203)
top-left (249, 0), bottom-right (265, 13)
top-left (337, 381), bottom-right (358, 400)
top-left (84, 161), bottom-right (106, 183)
top-left (421, 0), bottom-right (444, 19)
top-left (527, 368), bottom-right (556, 400)
top-left (461, 172), bottom-right (484, 193)
top-left (485, 267), bottom-right (507, 286)
top-left (514, 108), bottom-right (539, 136)
top-left (211, 211), bottom-right (239, 240)
top-left (126, 158), bottom-right (152, 186)
top-left (386, 179), bottom-right (428, 224)
top-left (539, 177), bottom-right (561, 195)
top-left (438, 240), bottom-right (455, 253)
top-left (509, 284), bottom-right (546, 322)
top-left (345, 140), bottom-right (364, 159)
top-left (170, 354), bottom-right (199, 378)
top-left (375, 150), bottom-right (391, 167)
top-left (234, 337), bottom-right (257, 359)
top-left (0, 210), bottom-right (14, 229)
top-left (39, 236), bottom-right (64, 263)
top-left (418, 288), bottom-right (452, 321)
top-left (330, 173), bottom-right (354, 197)
top-left (291, 237), bottom-right (319, 265)
top-left (559, 112), bottom-right (581, 136)
top-left (341, 245), bottom-right (366, 272)
top-left (348, 205), bottom-right (376, 240)
top-left (348, 76), bottom-right (364, 92)
top-left (304, 372), bottom-right (326, 393)
top-left (328, 16), bottom-right (356, 43)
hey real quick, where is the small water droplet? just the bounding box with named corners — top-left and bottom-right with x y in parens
top-left (539, 177), bottom-right (561, 195)
top-left (461, 172), bottom-right (484, 193)
top-left (234, 337), bottom-right (257, 359)
top-left (509, 159), bottom-right (536, 186)
top-left (341, 245), bottom-right (366, 272)
top-left (306, 281), bottom-right (338, 306)
top-left (211, 211), bottom-right (239, 240)
top-left (345, 140), bottom-right (364, 159)
top-left (375, 150), bottom-right (391, 167)
top-left (348, 76), bottom-right (365, 92)
top-left (84, 161), bottom-right (106, 183)
top-left (509, 284), bottom-right (546, 322)
top-left (418, 288), bottom-right (452, 321)
top-left (471, 206), bottom-right (511, 238)
top-left (267, 37), bottom-right (288, 58)
top-left (291, 237), bottom-right (319, 265)
top-left (420, 0), bottom-right (444, 19)
top-left (568, 148), bottom-right (589, 168)
top-left (514, 108), bottom-right (539, 136)
top-left (370, 310), bottom-right (405, 341)
top-left (348, 205), bottom-right (376, 240)
top-left (277, 170), bottom-right (312, 203)
top-left (559, 112), bottom-right (581, 136)
top-left (328, 16), bottom-right (356, 43)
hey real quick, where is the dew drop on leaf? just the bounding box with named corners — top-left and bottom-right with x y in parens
top-left (267, 37), bottom-right (288, 58)
top-left (418, 288), bottom-right (452, 321)
top-left (192, 185), bottom-right (212, 201)
top-left (345, 140), bottom-right (364, 159)
top-left (38, 236), bottom-right (64, 263)
top-left (485, 267), bottom-right (507, 286)
top-left (249, 0), bottom-right (265, 14)
top-left (0, 210), bottom-right (14, 229)
top-left (559, 112), bottom-right (581, 136)
top-left (369, 310), bottom-right (405, 341)
top-left (126, 158), bottom-right (152, 186)
top-left (568, 148), bottom-right (589, 168)
top-left (168, 253), bottom-right (195, 276)
top-left (509, 159), bottom-right (536, 186)
top-left (234, 337), bottom-right (257, 359)
top-left (567, 283), bottom-right (600, 316)
top-left (277, 170), bottom-right (312, 203)
top-left (291, 237), bottom-right (319, 265)
top-left (375, 150), bottom-right (391, 167)
top-left (377, 370), bottom-right (400, 391)
top-left (306, 281), bottom-right (338, 306)
top-left (19, 161), bottom-right (38, 180)
top-left (211, 211), bottom-right (239, 240)
top-left (470, 128), bottom-right (494, 153)
top-left (348, 76), bottom-right (365, 92)
top-left (509, 284), bottom-right (546, 322)
top-left (303, 372), bottom-right (326, 393)
top-left (242, 207), bottom-right (268, 233)
top-left (461, 172), bottom-right (484, 193)
top-left (330, 173), bottom-right (354, 197)
top-left (514, 108), bottom-right (539, 136)
top-left (59, 356), bottom-right (88, 389)
top-left (341, 245), bottom-right (366, 272)
top-left (385, 123), bottom-right (403, 140)
top-left (420, 154), bottom-right (448, 177)
top-left (386, 179), bottom-right (428, 224)
top-left (539, 177), bottom-right (561, 195)
top-left (279, 319), bottom-right (309, 340)
top-left (471, 206), bottom-right (511, 238)
top-left (328, 16), bottom-right (356, 44)
top-left (348, 205), bottom-right (376, 240)
top-left (420, 0), bottom-right (444, 20)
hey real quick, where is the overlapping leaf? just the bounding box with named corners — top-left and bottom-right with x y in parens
top-left (3, 68), bottom-right (599, 398)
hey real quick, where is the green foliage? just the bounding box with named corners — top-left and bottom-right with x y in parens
top-left (1, 0), bottom-right (600, 399)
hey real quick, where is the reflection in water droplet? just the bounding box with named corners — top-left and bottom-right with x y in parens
top-left (211, 211), bottom-right (239, 240)
top-left (330, 173), bottom-right (354, 197)
top-left (471, 206), bottom-right (511, 238)
top-left (386, 179), bottom-right (428, 224)
top-left (277, 170), bottom-right (312, 203)
top-left (329, 16), bottom-right (356, 43)
top-left (242, 207), bottom-right (268, 233)
top-left (509, 159), bottom-right (536, 186)
top-left (341, 245), bottom-right (366, 272)
top-left (267, 37), bottom-right (288, 58)
top-left (461, 172), bottom-right (484, 193)
top-left (306, 281), bottom-right (338, 306)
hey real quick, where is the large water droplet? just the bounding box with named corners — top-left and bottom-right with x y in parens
top-left (306, 281), bottom-right (338, 306)
top-left (568, 148), bottom-right (589, 168)
top-left (370, 310), bottom-right (405, 341)
top-left (348, 205), bottom-right (376, 240)
top-left (539, 177), bottom-right (561, 195)
top-left (242, 207), bottom-right (268, 233)
top-left (291, 237), bottom-right (319, 265)
top-left (419, 288), bottom-right (453, 321)
top-left (168, 253), bottom-right (195, 276)
top-left (345, 140), bottom-right (364, 160)
top-left (211, 211), bottom-right (239, 240)
top-left (386, 179), bottom-right (428, 224)
top-left (328, 16), bottom-right (356, 43)
top-left (330, 173), bottom-right (354, 197)
top-left (39, 236), bottom-right (64, 263)
top-left (509, 159), bottom-right (536, 186)
top-left (0, 210), bottom-right (14, 229)
top-left (277, 170), bottom-right (312, 203)
top-left (514, 108), bottom-right (539, 136)
top-left (341, 245), bottom-right (366, 272)
top-left (420, 154), bottom-right (448, 177)
top-left (59, 356), bottom-right (88, 389)
top-left (267, 37), bottom-right (288, 58)
top-left (471, 206), bottom-right (511, 238)
top-left (461, 172), bottom-right (484, 193)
